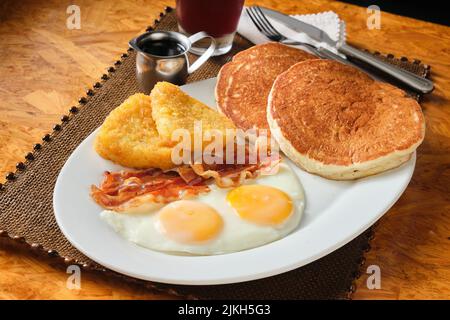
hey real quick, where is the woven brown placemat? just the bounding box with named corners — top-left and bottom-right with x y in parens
top-left (0, 7), bottom-right (430, 300)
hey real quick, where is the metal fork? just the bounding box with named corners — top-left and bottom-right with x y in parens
top-left (246, 6), bottom-right (348, 62)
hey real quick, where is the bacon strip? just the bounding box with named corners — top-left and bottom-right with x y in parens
top-left (178, 162), bottom-right (260, 188)
top-left (90, 169), bottom-right (209, 211)
top-left (91, 149), bottom-right (280, 211)
top-left (175, 145), bottom-right (280, 188)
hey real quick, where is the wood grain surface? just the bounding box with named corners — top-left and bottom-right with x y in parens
top-left (0, 0), bottom-right (449, 300)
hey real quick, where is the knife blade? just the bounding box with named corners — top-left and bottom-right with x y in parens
top-left (260, 7), bottom-right (338, 46)
top-left (259, 6), bottom-right (434, 93)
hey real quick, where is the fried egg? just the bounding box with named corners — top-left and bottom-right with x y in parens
top-left (101, 161), bottom-right (305, 255)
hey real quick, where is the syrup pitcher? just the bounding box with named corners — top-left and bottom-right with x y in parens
top-left (129, 31), bottom-right (216, 94)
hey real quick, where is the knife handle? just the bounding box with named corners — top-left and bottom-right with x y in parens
top-left (339, 43), bottom-right (434, 94)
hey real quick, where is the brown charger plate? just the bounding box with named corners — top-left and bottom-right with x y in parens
top-left (0, 7), bottom-right (430, 299)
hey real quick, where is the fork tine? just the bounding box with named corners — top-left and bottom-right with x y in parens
top-left (245, 8), bottom-right (264, 34)
top-left (247, 7), bottom-right (276, 38)
top-left (254, 6), bottom-right (281, 37)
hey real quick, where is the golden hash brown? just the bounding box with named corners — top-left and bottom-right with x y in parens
top-left (150, 82), bottom-right (236, 147)
top-left (94, 93), bottom-right (174, 169)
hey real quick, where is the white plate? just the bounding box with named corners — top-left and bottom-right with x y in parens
top-left (54, 77), bottom-right (415, 285)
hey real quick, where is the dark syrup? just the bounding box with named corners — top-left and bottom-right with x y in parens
top-left (139, 38), bottom-right (186, 56)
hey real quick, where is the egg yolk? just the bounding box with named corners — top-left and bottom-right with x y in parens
top-left (227, 185), bottom-right (293, 226)
top-left (158, 200), bottom-right (223, 244)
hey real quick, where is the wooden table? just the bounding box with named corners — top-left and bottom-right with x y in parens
top-left (0, 0), bottom-right (449, 300)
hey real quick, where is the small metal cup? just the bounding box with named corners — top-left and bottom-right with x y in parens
top-left (129, 31), bottom-right (216, 94)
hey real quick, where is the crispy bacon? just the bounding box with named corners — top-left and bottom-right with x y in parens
top-left (90, 169), bottom-right (210, 211)
top-left (175, 145), bottom-right (280, 188)
top-left (177, 162), bottom-right (260, 188)
top-left (91, 149), bottom-right (280, 211)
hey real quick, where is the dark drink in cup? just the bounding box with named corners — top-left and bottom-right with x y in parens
top-left (176, 0), bottom-right (244, 37)
top-left (176, 0), bottom-right (245, 56)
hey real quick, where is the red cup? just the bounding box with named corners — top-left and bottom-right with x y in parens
top-left (176, 0), bottom-right (245, 55)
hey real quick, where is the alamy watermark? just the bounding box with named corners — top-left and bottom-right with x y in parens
top-left (367, 5), bottom-right (381, 30)
top-left (366, 264), bottom-right (381, 289)
top-left (66, 265), bottom-right (81, 290)
top-left (170, 121), bottom-right (280, 174)
top-left (66, 5), bottom-right (81, 30)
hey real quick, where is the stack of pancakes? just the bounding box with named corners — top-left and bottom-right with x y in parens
top-left (216, 43), bottom-right (425, 180)
top-left (216, 43), bottom-right (315, 135)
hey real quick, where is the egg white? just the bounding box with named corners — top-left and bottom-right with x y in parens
top-left (101, 161), bottom-right (305, 255)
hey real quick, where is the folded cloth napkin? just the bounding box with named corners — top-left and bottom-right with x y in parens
top-left (237, 7), bottom-right (346, 55)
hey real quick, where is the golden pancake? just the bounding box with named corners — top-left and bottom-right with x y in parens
top-left (232, 42), bottom-right (309, 62)
top-left (267, 60), bottom-right (425, 180)
top-left (216, 43), bottom-right (315, 135)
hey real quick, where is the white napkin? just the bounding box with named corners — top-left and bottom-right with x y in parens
top-left (237, 8), bottom-right (346, 55)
